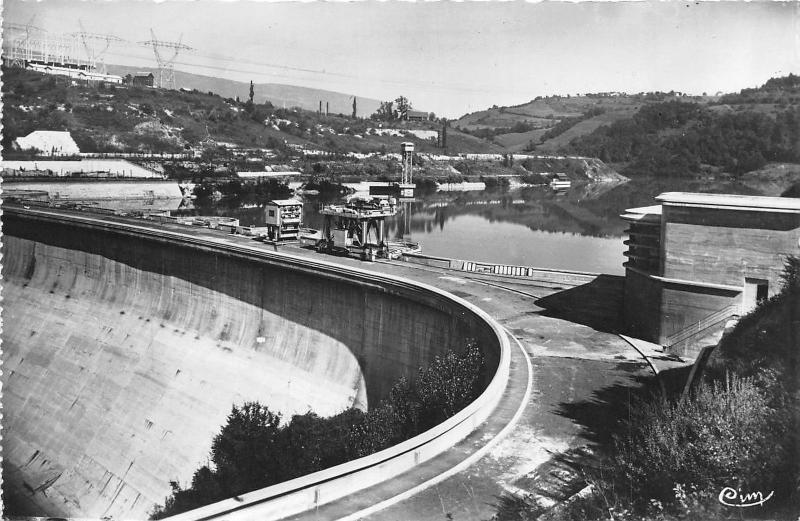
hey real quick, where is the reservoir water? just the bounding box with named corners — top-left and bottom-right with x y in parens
top-left (403, 215), bottom-right (626, 275)
top-left (179, 176), bottom-right (765, 275)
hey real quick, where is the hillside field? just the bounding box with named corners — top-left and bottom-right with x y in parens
top-left (1, 67), bottom-right (497, 157)
top-left (107, 65), bottom-right (384, 117)
top-left (5, 65), bottom-right (800, 183)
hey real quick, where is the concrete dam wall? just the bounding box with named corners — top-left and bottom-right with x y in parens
top-left (2, 211), bottom-right (502, 520)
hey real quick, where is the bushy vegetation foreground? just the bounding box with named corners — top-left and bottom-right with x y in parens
top-left (498, 258), bottom-right (799, 521)
top-left (150, 343), bottom-right (485, 518)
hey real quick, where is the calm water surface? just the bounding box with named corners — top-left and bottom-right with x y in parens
top-left (411, 215), bottom-right (626, 274)
top-left (178, 176), bottom-right (764, 275)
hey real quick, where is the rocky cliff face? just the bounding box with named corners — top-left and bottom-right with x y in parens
top-left (515, 155), bottom-right (628, 183)
top-left (579, 157), bottom-right (628, 183)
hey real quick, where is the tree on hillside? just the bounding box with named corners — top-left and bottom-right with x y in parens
top-left (762, 73), bottom-right (800, 91)
top-left (371, 100), bottom-right (395, 121)
top-left (394, 96), bottom-right (411, 120)
top-left (245, 80), bottom-right (255, 114)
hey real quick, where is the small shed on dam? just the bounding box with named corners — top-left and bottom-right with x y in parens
top-left (621, 192), bottom-right (800, 355)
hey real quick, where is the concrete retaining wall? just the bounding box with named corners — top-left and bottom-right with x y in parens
top-left (1, 211), bottom-right (505, 520)
top-left (2, 180), bottom-right (182, 201)
top-left (2, 159), bottom-right (161, 178)
top-left (623, 268), bottom-right (663, 342)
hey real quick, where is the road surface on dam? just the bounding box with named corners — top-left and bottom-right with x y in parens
top-left (278, 251), bottom-right (678, 521)
top-left (2, 206), bottom-right (686, 520)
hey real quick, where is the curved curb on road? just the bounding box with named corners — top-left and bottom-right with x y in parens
top-left (333, 327), bottom-right (534, 521)
top-left (618, 334), bottom-right (661, 376)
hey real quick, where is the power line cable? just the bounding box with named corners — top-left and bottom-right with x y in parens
top-left (103, 48), bottom-right (533, 96)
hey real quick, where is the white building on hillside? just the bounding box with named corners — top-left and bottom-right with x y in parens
top-left (14, 131), bottom-right (81, 156)
top-left (26, 63), bottom-right (122, 84)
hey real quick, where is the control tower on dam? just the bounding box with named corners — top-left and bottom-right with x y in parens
top-left (1, 208), bottom-right (506, 520)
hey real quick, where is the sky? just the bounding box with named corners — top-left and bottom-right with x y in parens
top-left (4, 1), bottom-right (799, 118)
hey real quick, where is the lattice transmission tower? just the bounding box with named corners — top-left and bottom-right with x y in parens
top-left (3, 16), bottom-right (44, 67)
top-left (139, 29), bottom-right (192, 89)
top-left (70, 20), bottom-right (123, 74)
top-left (4, 17), bottom-right (97, 71)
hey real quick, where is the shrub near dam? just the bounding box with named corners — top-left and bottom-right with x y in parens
top-left (152, 344), bottom-right (485, 518)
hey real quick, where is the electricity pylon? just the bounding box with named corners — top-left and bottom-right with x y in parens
top-left (139, 29), bottom-right (192, 89)
top-left (4, 16), bottom-right (43, 67)
top-left (70, 19), bottom-right (123, 74)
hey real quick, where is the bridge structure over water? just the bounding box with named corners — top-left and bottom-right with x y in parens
top-left (1, 205), bottom-right (686, 521)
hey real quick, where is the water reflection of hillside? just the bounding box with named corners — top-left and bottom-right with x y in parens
top-left (160, 177), bottom-right (768, 273)
top-left (385, 177), bottom-right (763, 240)
top-left (182, 176), bottom-right (763, 239)
top-left (401, 189), bottom-right (609, 238)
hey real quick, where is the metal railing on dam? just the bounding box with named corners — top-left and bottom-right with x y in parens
top-left (2, 206), bottom-right (511, 520)
top-left (401, 251), bottom-right (602, 287)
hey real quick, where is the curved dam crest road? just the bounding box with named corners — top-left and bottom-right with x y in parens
top-left (1, 208), bottom-right (505, 520)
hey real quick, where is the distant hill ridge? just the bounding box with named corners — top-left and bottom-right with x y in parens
top-left (106, 65), bottom-right (382, 117)
top-left (452, 74), bottom-right (800, 165)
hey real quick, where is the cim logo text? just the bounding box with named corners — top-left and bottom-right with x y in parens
top-left (718, 487), bottom-right (774, 508)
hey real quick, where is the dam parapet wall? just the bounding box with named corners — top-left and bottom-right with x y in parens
top-left (2, 208), bottom-right (507, 520)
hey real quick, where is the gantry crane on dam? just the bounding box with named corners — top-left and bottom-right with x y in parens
top-left (317, 196), bottom-right (398, 261)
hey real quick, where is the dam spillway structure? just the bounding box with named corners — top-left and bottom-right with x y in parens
top-left (1, 206), bottom-right (509, 519)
